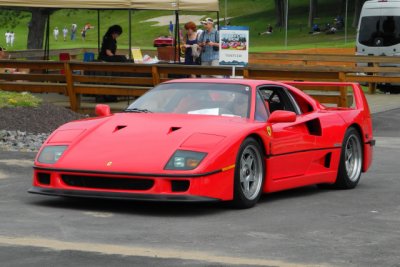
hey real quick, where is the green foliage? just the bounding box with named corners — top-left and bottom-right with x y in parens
top-left (0, 9), bottom-right (29, 30)
top-left (0, 90), bottom-right (42, 108)
top-left (0, 0), bottom-right (358, 51)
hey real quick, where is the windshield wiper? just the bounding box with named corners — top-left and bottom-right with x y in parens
top-left (124, 108), bottom-right (153, 113)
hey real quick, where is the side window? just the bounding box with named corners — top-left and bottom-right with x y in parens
top-left (287, 90), bottom-right (314, 114)
top-left (258, 86), bottom-right (301, 114)
top-left (255, 91), bottom-right (268, 122)
top-left (286, 91), bottom-right (302, 115)
top-left (267, 91), bottom-right (285, 113)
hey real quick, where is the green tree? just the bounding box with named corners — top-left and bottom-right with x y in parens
top-left (353, 0), bottom-right (366, 27)
top-left (274, 0), bottom-right (285, 27)
top-left (308, 0), bottom-right (318, 28)
top-left (0, 7), bottom-right (55, 49)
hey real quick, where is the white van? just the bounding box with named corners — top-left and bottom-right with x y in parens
top-left (357, 0), bottom-right (400, 56)
top-left (356, 0), bottom-right (400, 92)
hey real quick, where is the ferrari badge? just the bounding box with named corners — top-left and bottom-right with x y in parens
top-left (266, 126), bottom-right (272, 136)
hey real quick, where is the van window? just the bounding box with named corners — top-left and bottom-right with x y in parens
top-left (359, 16), bottom-right (400, 47)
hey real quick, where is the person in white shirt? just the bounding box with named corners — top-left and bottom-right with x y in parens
top-left (5, 31), bottom-right (10, 47)
top-left (70, 24), bottom-right (77, 40)
top-left (62, 27), bottom-right (68, 41)
top-left (10, 32), bottom-right (15, 47)
top-left (53, 27), bottom-right (59, 41)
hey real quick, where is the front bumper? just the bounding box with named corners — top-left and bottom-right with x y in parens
top-left (28, 187), bottom-right (219, 202)
top-left (29, 166), bottom-right (235, 201)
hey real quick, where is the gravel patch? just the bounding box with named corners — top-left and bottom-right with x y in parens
top-left (0, 130), bottom-right (50, 152)
top-left (0, 102), bottom-right (87, 152)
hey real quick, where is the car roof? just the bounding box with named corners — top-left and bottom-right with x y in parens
top-left (164, 78), bottom-right (283, 87)
top-left (161, 78), bottom-right (321, 111)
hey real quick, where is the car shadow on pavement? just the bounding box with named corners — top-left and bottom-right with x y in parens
top-left (28, 185), bottom-right (333, 216)
top-left (258, 185), bottom-right (331, 204)
top-left (28, 197), bottom-right (230, 217)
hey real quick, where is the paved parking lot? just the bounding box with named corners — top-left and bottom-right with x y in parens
top-left (0, 109), bottom-right (399, 267)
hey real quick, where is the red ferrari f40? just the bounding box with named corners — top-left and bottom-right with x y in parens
top-left (29, 79), bottom-right (374, 208)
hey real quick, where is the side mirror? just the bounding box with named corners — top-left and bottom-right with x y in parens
top-left (267, 110), bottom-right (296, 123)
top-left (95, 104), bottom-right (111, 117)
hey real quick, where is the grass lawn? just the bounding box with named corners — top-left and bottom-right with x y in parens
top-left (0, 90), bottom-right (41, 108)
top-left (0, 0), bottom-right (358, 52)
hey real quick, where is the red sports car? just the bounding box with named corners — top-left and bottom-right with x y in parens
top-left (29, 79), bottom-right (374, 208)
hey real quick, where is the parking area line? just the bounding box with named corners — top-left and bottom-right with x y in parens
top-left (0, 236), bottom-right (326, 267)
top-left (374, 137), bottom-right (400, 149)
top-left (0, 159), bottom-right (33, 167)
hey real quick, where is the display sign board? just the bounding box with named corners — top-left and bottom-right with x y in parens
top-left (219, 26), bottom-right (249, 66)
top-left (131, 47), bottom-right (143, 63)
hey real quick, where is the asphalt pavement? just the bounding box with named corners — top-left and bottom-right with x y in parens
top-left (0, 109), bottom-right (400, 267)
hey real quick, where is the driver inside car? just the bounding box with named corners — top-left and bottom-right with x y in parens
top-left (232, 94), bottom-right (249, 118)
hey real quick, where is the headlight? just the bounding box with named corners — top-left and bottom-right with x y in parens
top-left (37, 145), bottom-right (68, 164)
top-left (165, 150), bottom-right (207, 170)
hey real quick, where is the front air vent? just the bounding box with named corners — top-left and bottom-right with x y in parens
top-left (171, 180), bottom-right (190, 192)
top-left (113, 125), bottom-right (127, 132)
top-left (61, 175), bottom-right (154, 191)
top-left (168, 127), bottom-right (181, 134)
top-left (37, 173), bottom-right (51, 185)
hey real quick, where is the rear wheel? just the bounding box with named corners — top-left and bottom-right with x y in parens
top-left (334, 127), bottom-right (363, 189)
top-left (232, 137), bottom-right (265, 209)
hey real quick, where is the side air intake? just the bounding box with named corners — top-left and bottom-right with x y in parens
top-left (324, 152), bottom-right (332, 168)
top-left (305, 119), bottom-right (322, 136)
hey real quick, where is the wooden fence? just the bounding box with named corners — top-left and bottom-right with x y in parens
top-left (1, 53), bottom-right (400, 111)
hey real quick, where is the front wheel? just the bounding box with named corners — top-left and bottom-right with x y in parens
top-left (232, 137), bottom-right (265, 209)
top-left (334, 127), bottom-right (363, 189)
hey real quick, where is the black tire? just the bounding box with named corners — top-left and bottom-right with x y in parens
top-left (378, 84), bottom-right (400, 94)
top-left (334, 127), bottom-right (363, 189)
top-left (232, 137), bottom-right (265, 209)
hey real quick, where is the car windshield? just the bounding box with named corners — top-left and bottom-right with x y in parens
top-left (359, 16), bottom-right (400, 47)
top-left (126, 82), bottom-right (251, 118)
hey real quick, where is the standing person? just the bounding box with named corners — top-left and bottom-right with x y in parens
top-left (70, 23), bottom-right (77, 40)
top-left (10, 32), bottom-right (15, 47)
top-left (198, 18), bottom-right (220, 69)
top-left (5, 31), bottom-right (10, 47)
top-left (53, 27), bottom-right (59, 41)
top-left (183, 21), bottom-right (200, 66)
top-left (169, 21), bottom-right (174, 36)
top-left (81, 27), bottom-right (86, 41)
top-left (62, 26), bottom-right (68, 41)
top-left (81, 23), bottom-right (93, 41)
top-left (98, 25), bottom-right (127, 62)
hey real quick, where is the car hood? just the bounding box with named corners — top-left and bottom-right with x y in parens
top-left (44, 113), bottom-right (256, 174)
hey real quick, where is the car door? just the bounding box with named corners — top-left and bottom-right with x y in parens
top-left (259, 85), bottom-right (318, 180)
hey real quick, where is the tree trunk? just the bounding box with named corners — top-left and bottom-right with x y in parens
top-left (308, 0), bottom-right (314, 28)
top-left (27, 8), bottom-right (49, 49)
top-left (308, 0), bottom-right (318, 28)
top-left (313, 0), bottom-right (318, 17)
top-left (274, 0), bottom-right (285, 28)
top-left (352, 0), bottom-right (365, 28)
top-left (340, 0), bottom-right (347, 15)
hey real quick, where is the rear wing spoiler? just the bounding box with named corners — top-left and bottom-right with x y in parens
top-left (282, 81), bottom-right (370, 113)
